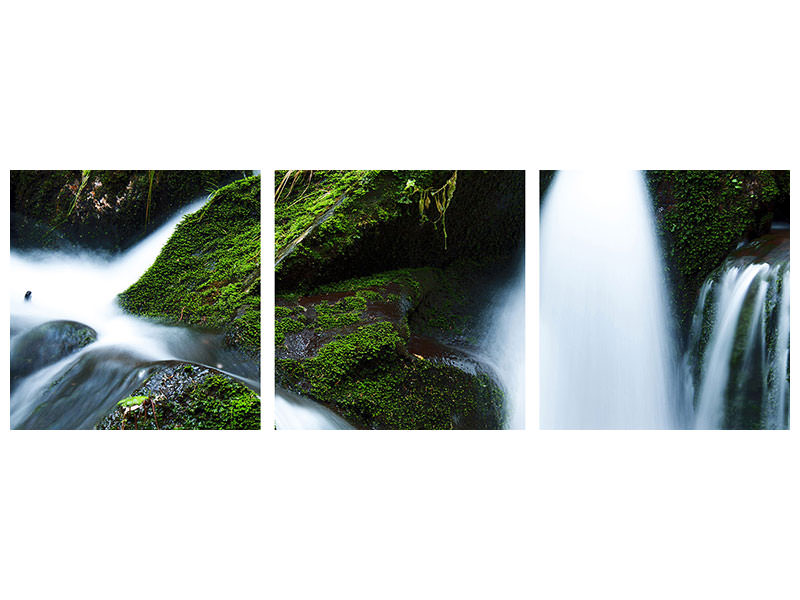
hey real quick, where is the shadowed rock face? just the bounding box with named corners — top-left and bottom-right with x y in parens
top-left (10, 320), bottom-right (97, 386)
top-left (10, 170), bottom-right (247, 252)
top-left (275, 170), bottom-right (525, 294)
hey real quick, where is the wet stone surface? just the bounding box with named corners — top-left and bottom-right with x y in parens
top-left (11, 320), bottom-right (97, 385)
top-left (95, 362), bottom-right (260, 430)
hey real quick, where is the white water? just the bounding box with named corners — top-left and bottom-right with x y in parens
top-left (540, 171), bottom-right (677, 429)
top-left (477, 260), bottom-right (525, 429)
top-left (690, 259), bottom-right (789, 429)
top-left (275, 387), bottom-right (354, 430)
top-left (10, 197), bottom-right (258, 429)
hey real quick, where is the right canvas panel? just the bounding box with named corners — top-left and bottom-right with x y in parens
top-left (540, 170), bottom-right (790, 429)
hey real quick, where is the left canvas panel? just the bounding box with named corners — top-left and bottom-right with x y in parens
top-left (9, 170), bottom-right (261, 430)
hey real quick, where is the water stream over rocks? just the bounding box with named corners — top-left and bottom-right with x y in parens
top-left (10, 197), bottom-right (259, 429)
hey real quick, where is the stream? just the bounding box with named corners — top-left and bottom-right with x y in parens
top-left (10, 197), bottom-right (260, 430)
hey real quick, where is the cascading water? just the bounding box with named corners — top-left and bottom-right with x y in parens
top-left (275, 387), bottom-right (355, 430)
top-left (473, 258), bottom-right (525, 429)
top-left (540, 171), bottom-right (678, 429)
top-left (10, 197), bottom-right (259, 429)
top-left (687, 231), bottom-right (789, 429)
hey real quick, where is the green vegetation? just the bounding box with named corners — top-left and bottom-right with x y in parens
top-left (99, 369), bottom-right (260, 430)
top-left (10, 170), bottom-right (247, 251)
top-left (647, 170), bottom-right (780, 332)
top-left (275, 170), bottom-right (525, 429)
top-left (119, 175), bottom-right (261, 357)
top-left (314, 296), bottom-right (367, 330)
top-left (278, 322), bottom-right (503, 429)
top-left (404, 170), bottom-right (458, 248)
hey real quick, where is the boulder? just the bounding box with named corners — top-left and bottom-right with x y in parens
top-left (95, 363), bottom-right (260, 430)
top-left (118, 175), bottom-right (261, 360)
top-left (11, 320), bottom-right (97, 384)
top-left (276, 268), bottom-right (505, 429)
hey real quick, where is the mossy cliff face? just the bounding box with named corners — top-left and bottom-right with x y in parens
top-left (96, 363), bottom-right (259, 430)
top-left (647, 170), bottom-right (785, 334)
top-left (10, 170), bottom-right (248, 251)
top-left (276, 268), bottom-right (504, 429)
top-left (275, 170), bottom-right (524, 293)
top-left (118, 175), bottom-right (261, 358)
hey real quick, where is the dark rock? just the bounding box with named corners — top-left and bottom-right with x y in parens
top-left (10, 170), bottom-right (249, 252)
top-left (95, 363), bottom-right (260, 430)
top-left (275, 267), bottom-right (505, 430)
top-left (11, 320), bottom-right (97, 384)
top-left (14, 346), bottom-right (154, 430)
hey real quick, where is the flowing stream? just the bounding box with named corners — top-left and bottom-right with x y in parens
top-left (10, 197), bottom-right (259, 429)
top-left (540, 171), bottom-right (678, 428)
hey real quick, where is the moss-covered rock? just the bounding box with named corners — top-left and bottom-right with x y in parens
top-left (275, 170), bottom-right (524, 293)
top-left (647, 170), bottom-right (784, 334)
top-left (276, 268), bottom-right (505, 429)
top-left (10, 170), bottom-right (249, 251)
top-left (96, 363), bottom-right (260, 430)
top-left (118, 175), bottom-right (261, 359)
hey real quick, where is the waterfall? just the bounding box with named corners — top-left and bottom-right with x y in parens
top-left (10, 196), bottom-right (259, 429)
top-left (475, 258), bottom-right (525, 429)
top-left (688, 235), bottom-right (789, 430)
top-left (540, 171), bottom-right (678, 429)
top-left (275, 387), bottom-right (354, 430)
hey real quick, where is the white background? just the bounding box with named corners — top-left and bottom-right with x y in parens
top-left (1, 1), bottom-right (797, 599)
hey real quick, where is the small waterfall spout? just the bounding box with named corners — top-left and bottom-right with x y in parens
top-left (540, 171), bottom-right (678, 429)
top-left (687, 232), bottom-right (789, 429)
top-left (275, 387), bottom-right (354, 430)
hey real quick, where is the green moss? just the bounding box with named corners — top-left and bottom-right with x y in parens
top-left (648, 170), bottom-right (780, 333)
top-left (277, 321), bottom-right (503, 429)
top-left (312, 267), bottom-right (431, 302)
top-left (275, 170), bottom-right (435, 256)
top-left (118, 175), bottom-right (261, 356)
top-left (275, 316), bottom-right (305, 345)
top-left (185, 375), bottom-right (260, 430)
top-left (355, 289), bottom-right (384, 302)
top-left (314, 296), bottom-right (367, 330)
top-left (104, 373), bottom-right (260, 430)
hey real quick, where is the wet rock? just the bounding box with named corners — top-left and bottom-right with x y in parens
top-left (95, 363), bottom-right (260, 430)
top-left (275, 268), bottom-right (504, 430)
top-left (14, 347), bottom-right (154, 430)
top-left (11, 320), bottom-right (97, 384)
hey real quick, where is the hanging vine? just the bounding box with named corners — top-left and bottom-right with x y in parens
top-left (404, 170), bottom-right (457, 249)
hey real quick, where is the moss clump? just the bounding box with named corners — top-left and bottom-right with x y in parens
top-left (313, 296), bottom-right (367, 330)
top-left (278, 322), bottom-right (503, 429)
top-left (118, 175), bottom-right (261, 357)
top-left (275, 315), bottom-right (305, 345)
top-left (97, 367), bottom-right (260, 430)
top-left (647, 170), bottom-right (780, 333)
